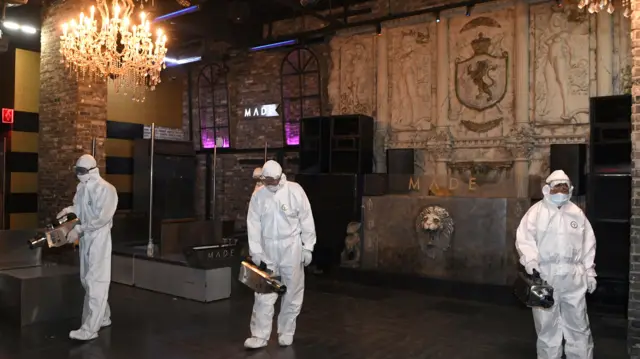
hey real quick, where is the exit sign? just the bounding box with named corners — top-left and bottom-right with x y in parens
top-left (1, 108), bottom-right (13, 124)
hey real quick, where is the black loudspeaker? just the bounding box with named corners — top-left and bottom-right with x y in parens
top-left (330, 115), bottom-right (374, 174)
top-left (386, 149), bottom-right (414, 174)
top-left (299, 116), bottom-right (331, 174)
top-left (386, 149), bottom-right (414, 194)
top-left (549, 144), bottom-right (586, 196)
top-left (296, 174), bottom-right (363, 271)
top-left (363, 174), bottom-right (388, 196)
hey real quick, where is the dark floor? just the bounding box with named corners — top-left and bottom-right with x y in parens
top-left (0, 279), bottom-right (627, 359)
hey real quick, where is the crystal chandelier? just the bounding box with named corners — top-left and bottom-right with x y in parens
top-left (577, 0), bottom-right (631, 17)
top-left (59, 0), bottom-right (168, 101)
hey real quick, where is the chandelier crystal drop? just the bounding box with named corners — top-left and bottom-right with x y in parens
top-left (59, 0), bottom-right (168, 102)
top-left (577, 0), bottom-right (631, 17)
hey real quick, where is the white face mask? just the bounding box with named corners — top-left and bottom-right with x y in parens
top-left (77, 174), bottom-right (90, 183)
top-left (549, 193), bottom-right (570, 206)
top-left (266, 185), bottom-right (279, 192)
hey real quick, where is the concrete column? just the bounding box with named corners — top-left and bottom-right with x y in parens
top-left (434, 17), bottom-right (450, 185)
top-left (512, 1), bottom-right (530, 198)
top-left (629, 0), bottom-right (640, 355)
top-left (39, 0), bottom-right (107, 224)
top-left (436, 17), bottom-right (449, 128)
top-left (374, 29), bottom-right (389, 173)
top-left (596, 11), bottom-right (614, 96)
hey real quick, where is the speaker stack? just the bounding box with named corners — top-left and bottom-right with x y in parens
top-left (586, 94), bottom-right (631, 314)
top-left (386, 149), bottom-right (414, 194)
top-left (297, 115), bottom-right (374, 270)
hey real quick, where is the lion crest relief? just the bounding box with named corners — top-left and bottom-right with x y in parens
top-left (415, 205), bottom-right (454, 258)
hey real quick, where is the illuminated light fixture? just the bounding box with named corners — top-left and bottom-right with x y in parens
top-left (578, 0), bottom-right (629, 16)
top-left (60, 0), bottom-right (168, 102)
top-left (2, 21), bottom-right (20, 30)
top-left (153, 5), bottom-right (200, 22)
top-left (20, 25), bottom-right (36, 34)
top-left (436, 12), bottom-right (440, 23)
top-left (1, 108), bottom-right (14, 124)
top-left (375, 23), bottom-right (381, 36)
top-left (249, 39), bottom-right (297, 52)
top-left (165, 56), bottom-right (201, 66)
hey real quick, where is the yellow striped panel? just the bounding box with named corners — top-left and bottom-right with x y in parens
top-left (14, 49), bottom-right (40, 113)
top-left (10, 131), bottom-right (38, 153)
top-left (105, 138), bottom-right (134, 158)
top-left (105, 174), bottom-right (132, 193)
top-left (10, 172), bottom-right (37, 193)
top-left (10, 213), bottom-right (38, 229)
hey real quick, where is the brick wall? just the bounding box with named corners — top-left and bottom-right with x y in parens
top-left (39, 0), bottom-right (107, 224)
top-left (631, 0), bottom-right (640, 354)
top-left (185, 42), bottom-right (329, 225)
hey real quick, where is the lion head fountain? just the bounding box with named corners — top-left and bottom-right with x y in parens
top-left (415, 205), bottom-right (455, 258)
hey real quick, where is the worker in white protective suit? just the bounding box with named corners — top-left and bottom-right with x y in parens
top-left (252, 167), bottom-right (264, 195)
top-left (515, 169), bottom-right (596, 359)
top-left (244, 160), bottom-right (316, 349)
top-left (58, 154), bottom-right (119, 341)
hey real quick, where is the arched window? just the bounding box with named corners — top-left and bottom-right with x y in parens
top-left (280, 47), bottom-right (322, 146)
top-left (197, 62), bottom-right (230, 149)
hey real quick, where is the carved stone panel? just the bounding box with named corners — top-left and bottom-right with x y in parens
top-left (530, 3), bottom-right (590, 125)
top-left (388, 23), bottom-right (436, 132)
top-left (328, 34), bottom-right (376, 116)
top-left (448, 9), bottom-right (515, 138)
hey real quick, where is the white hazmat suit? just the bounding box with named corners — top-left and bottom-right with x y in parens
top-left (515, 170), bottom-right (596, 359)
top-left (58, 154), bottom-right (118, 341)
top-left (244, 160), bottom-right (316, 349)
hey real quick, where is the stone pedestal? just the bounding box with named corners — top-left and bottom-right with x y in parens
top-left (39, 0), bottom-right (107, 224)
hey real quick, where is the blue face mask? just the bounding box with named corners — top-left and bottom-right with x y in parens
top-left (549, 193), bottom-right (570, 206)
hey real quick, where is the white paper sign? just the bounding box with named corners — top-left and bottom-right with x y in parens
top-left (244, 104), bottom-right (280, 118)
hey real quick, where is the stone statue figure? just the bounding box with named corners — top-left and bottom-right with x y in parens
top-left (340, 222), bottom-right (362, 267)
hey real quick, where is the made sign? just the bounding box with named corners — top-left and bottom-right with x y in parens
top-left (244, 104), bottom-right (280, 118)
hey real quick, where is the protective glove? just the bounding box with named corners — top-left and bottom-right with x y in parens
top-left (56, 208), bottom-right (70, 219)
top-left (302, 250), bottom-right (313, 267)
top-left (66, 228), bottom-right (80, 245)
top-left (587, 276), bottom-right (597, 294)
top-left (525, 260), bottom-right (540, 276)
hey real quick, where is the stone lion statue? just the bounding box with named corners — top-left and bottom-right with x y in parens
top-left (415, 205), bottom-right (454, 258)
top-left (340, 222), bottom-right (361, 267)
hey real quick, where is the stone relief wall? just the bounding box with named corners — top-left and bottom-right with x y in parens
top-left (388, 23), bottom-right (436, 133)
top-left (328, 33), bottom-right (377, 116)
top-left (530, 4), bottom-right (590, 126)
top-left (449, 9), bottom-right (515, 138)
top-left (325, 0), bottom-right (631, 196)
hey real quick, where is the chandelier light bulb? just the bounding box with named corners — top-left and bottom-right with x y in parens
top-left (59, 0), bottom-right (168, 102)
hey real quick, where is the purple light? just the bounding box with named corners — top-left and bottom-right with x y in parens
top-left (285, 121), bottom-right (299, 146)
top-left (201, 128), bottom-right (230, 149)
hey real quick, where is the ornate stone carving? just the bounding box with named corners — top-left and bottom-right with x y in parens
top-left (427, 130), bottom-right (453, 161)
top-left (449, 11), bottom-right (515, 137)
top-left (388, 24), bottom-right (435, 131)
top-left (328, 35), bottom-right (376, 116)
top-left (415, 206), bottom-right (454, 259)
top-left (505, 125), bottom-right (535, 160)
top-left (531, 3), bottom-right (590, 125)
top-left (447, 161), bottom-right (513, 185)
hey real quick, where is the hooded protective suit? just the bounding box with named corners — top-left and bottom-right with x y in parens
top-left (244, 160), bottom-right (316, 349)
top-left (58, 154), bottom-right (118, 341)
top-left (515, 170), bottom-right (596, 359)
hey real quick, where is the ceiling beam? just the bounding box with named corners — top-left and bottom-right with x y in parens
top-left (268, 0), bottom-right (342, 27)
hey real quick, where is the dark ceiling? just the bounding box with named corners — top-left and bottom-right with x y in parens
top-left (1, 0), bottom-right (373, 54)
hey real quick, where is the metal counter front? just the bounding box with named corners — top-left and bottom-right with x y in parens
top-left (112, 243), bottom-right (236, 303)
